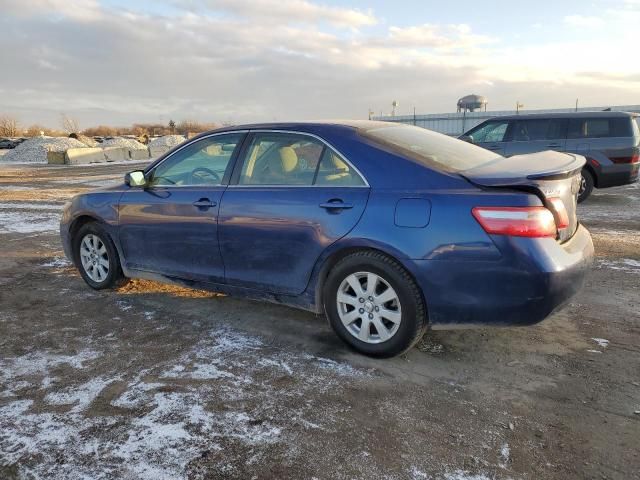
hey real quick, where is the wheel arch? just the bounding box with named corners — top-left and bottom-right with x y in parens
top-left (311, 242), bottom-right (428, 322)
top-left (68, 215), bottom-right (122, 268)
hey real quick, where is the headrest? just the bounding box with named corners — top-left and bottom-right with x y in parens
top-left (278, 147), bottom-right (298, 173)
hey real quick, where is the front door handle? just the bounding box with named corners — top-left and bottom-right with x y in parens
top-left (546, 143), bottom-right (562, 148)
top-left (319, 200), bottom-right (354, 211)
top-left (193, 198), bottom-right (216, 209)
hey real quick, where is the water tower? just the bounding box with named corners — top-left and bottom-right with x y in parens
top-left (457, 94), bottom-right (488, 113)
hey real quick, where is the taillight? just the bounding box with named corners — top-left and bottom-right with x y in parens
top-left (472, 206), bottom-right (556, 238)
top-left (610, 155), bottom-right (639, 164)
top-left (547, 197), bottom-right (569, 229)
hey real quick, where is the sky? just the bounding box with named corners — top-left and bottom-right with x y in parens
top-left (0, 0), bottom-right (639, 129)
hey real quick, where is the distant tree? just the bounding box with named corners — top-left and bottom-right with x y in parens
top-left (176, 120), bottom-right (218, 135)
top-left (25, 125), bottom-right (47, 137)
top-left (82, 125), bottom-right (117, 137)
top-left (0, 115), bottom-right (20, 137)
top-left (61, 114), bottom-right (80, 134)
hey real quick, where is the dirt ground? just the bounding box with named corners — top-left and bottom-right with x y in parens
top-left (0, 161), bottom-right (638, 480)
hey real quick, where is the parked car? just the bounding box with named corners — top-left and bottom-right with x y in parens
top-left (60, 121), bottom-right (593, 357)
top-left (0, 138), bottom-right (17, 149)
top-left (460, 111), bottom-right (640, 202)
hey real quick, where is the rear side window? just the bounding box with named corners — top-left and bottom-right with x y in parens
top-left (466, 120), bottom-right (509, 143)
top-left (511, 119), bottom-right (567, 141)
top-left (238, 133), bottom-right (323, 185)
top-left (238, 132), bottom-right (366, 186)
top-left (362, 124), bottom-right (500, 172)
top-left (568, 117), bottom-right (632, 139)
top-left (315, 149), bottom-right (366, 186)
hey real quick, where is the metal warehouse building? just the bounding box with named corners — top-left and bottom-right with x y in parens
top-left (373, 105), bottom-right (640, 136)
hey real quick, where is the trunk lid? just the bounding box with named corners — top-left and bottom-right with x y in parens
top-left (461, 151), bottom-right (585, 242)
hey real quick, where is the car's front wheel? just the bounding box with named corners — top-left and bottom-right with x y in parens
top-left (73, 222), bottom-right (127, 289)
top-left (323, 251), bottom-right (427, 357)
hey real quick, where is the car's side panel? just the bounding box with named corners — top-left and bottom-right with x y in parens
top-left (218, 186), bottom-right (369, 295)
top-left (118, 186), bottom-right (227, 282)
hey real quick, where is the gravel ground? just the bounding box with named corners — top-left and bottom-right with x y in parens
top-left (0, 162), bottom-right (638, 480)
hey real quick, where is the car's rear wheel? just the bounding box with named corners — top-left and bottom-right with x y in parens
top-left (73, 222), bottom-right (127, 289)
top-left (578, 169), bottom-right (594, 203)
top-left (323, 251), bottom-right (427, 357)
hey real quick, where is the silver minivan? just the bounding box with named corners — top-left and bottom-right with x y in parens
top-left (461, 111), bottom-right (640, 202)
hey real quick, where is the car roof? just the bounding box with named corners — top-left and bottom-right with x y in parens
top-left (194, 120), bottom-right (402, 137)
top-left (485, 111), bottom-right (637, 121)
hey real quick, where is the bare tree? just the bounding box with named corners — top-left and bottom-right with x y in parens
top-left (0, 115), bottom-right (20, 137)
top-left (176, 120), bottom-right (218, 135)
top-left (61, 114), bottom-right (80, 134)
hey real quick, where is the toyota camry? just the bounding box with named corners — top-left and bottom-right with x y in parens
top-left (60, 121), bottom-right (594, 357)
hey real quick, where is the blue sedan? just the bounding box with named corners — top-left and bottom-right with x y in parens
top-left (60, 121), bottom-right (594, 357)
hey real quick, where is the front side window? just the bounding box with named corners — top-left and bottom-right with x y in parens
top-left (511, 119), bottom-right (550, 141)
top-left (238, 132), bottom-right (365, 186)
top-left (467, 121), bottom-right (509, 143)
top-left (150, 133), bottom-right (243, 187)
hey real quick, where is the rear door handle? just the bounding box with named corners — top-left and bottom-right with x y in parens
top-left (546, 143), bottom-right (562, 148)
top-left (193, 198), bottom-right (216, 209)
top-left (319, 200), bottom-right (353, 210)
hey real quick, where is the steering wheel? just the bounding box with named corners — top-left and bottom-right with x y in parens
top-left (189, 167), bottom-right (221, 185)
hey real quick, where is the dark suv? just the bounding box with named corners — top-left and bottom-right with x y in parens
top-left (461, 111), bottom-right (640, 202)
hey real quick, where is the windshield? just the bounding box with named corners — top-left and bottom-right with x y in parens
top-left (360, 123), bottom-right (501, 172)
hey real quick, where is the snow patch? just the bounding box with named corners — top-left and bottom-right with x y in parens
top-left (598, 258), bottom-right (640, 274)
top-left (44, 376), bottom-right (116, 413)
top-left (0, 208), bottom-right (60, 233)
top-left (591, 338), bottom-right (609, 348)
top-left (42, 257), bottom-right (71, 268)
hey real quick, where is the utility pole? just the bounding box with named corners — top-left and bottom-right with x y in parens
top-left (413, 106), bottom-right (416, 126)
top-left (575, 98), bottom-right (579, 112)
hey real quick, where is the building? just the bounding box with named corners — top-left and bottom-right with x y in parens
top-left (373, 105), bottom-right (640, 136)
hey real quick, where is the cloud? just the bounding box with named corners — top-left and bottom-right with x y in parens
top-left (385, 23), bottom-right (495, 50)
top-left (181, 0), bottom-right (377, 28)
top-left (563, 15), bottom-right (605, 27)
top-left (2, 0), bottom-right (101, 20)
top-left (0, 0), bottom-right (638, 128)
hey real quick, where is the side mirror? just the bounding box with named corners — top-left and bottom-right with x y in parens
top-left (459, 135), bottom-right (475, 144)
top-left (125, 170), bottom-right (147, 187)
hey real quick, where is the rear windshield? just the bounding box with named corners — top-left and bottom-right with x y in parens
top-left (360, 124), bottom-right (500, 172)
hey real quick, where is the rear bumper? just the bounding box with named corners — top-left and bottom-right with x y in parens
top-left (595, 162), bottom-right (639, 188)
top-left (408, 224), bottom-right (594, 328)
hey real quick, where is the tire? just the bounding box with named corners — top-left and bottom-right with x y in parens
top-left (73, 222), bottom-right (127, 290)
top-left (578, 169), bottom-right (594, 203)
top-left (323, 251), bottom-right (428, 358)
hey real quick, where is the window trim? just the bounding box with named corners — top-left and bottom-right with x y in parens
top-left (144, 131), bottom-right (249, 188)
top-left (227, 129), bottom-right (369, 188)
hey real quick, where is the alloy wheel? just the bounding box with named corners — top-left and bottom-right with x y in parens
top-left (336, 271), bottom-right (402, 344)
top-left (79, 233), bottom-right (110, 283)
